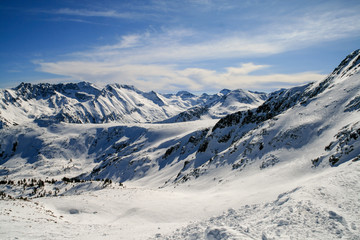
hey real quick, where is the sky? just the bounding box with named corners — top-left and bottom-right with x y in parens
top-left (0, 0), bottom-right (359, 93)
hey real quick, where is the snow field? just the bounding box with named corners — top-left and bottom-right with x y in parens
top-left (151, 161), bottom-right (360, 240)
top-left (1, 160), bottom-right (359, 239)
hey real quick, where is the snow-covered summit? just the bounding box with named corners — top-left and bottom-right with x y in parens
top-left (331, 49), bottom-right (360, 78)
top-left (175, 90), bottom-right (196, 98)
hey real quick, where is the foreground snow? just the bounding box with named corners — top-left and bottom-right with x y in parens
top-left (1, 160), bottom-right (359, 239)
top-left (152, 161), bottom-right (360, 240)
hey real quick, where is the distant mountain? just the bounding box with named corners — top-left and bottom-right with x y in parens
top-left (0, 82), bottom-right (267, 128)
top-left (160, 89), bottom-right (268, 123)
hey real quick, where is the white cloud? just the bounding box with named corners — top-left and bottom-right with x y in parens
top-left (225, 63), bottom-right (269, 75)
top-left (176, 65), bottom-right (325, 91)
top-left (37, 61), bottom-right (326, 92)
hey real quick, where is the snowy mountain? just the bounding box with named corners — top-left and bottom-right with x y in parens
top-left (0, 82), bottom-right (266, 128)
top-left (1, 50), bottom-right (360, 239)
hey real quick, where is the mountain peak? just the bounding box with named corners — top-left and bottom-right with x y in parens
top-left (176, 91), bottom-right (196, 98)
top-left (105, 83), bottom-right (138, 91)
top-left (331, 49), bottom-right (360, 78)
top-left (220, 89), bottom-right (231, 95)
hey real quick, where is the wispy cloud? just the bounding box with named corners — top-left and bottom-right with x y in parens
top-left (63, 6), bottom-right (360, 64)
top-left (69, 30), bottom-right (281, 65)
top-left (267, 8), bottom-right (360, 48)
top-left (53, 8), bottom-right (134, 19)
top-left (46, 17), bottom-right (104, 25)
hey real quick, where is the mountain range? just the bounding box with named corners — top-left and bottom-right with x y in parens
top-left (0, 82), bottom-right (267, 128)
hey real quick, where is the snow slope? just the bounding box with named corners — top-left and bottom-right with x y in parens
top-left (0, 120), bottom-right (218, 183)
top-left (152, 161), bottom-right (360, 240)
top-left (1, 152), bottom-right (359, 239)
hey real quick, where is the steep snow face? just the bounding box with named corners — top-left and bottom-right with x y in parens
top-left (0, 83), bottom-right (267, 127)
top-left (0, 120), bottom-right (219, 183)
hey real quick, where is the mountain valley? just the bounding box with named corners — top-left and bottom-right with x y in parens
top-left (1, 50), bottom-right (360, 239)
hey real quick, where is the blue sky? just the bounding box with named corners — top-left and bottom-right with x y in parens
top-left (0, 0), bottom-right (359, 93)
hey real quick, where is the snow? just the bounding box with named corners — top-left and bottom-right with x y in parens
top-left (1, 159), bottom-right (359, 239)
top-left (153, 162), bottom-right (360, 239)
